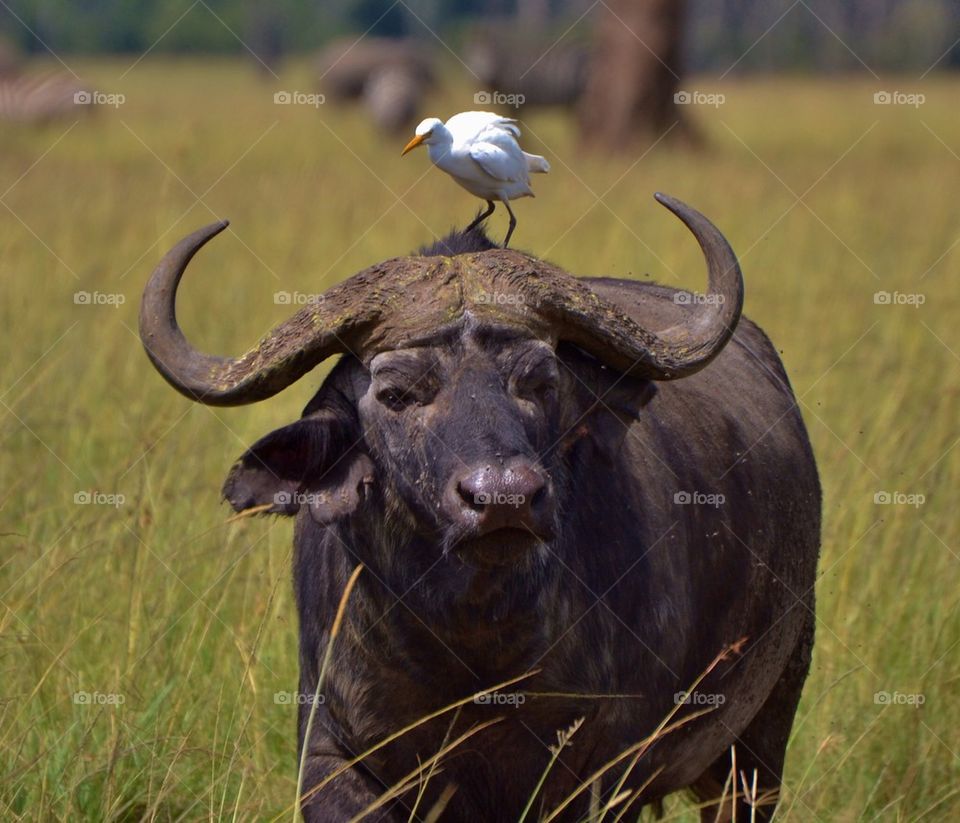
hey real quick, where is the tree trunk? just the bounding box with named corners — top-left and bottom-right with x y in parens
top-left (579, 0), bottom-right (695, 150)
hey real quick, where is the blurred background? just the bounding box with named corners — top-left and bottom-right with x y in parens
top-left (1, 1), bottom-right (958, 821)
top-left (4, 0), bottom-right (960, 72)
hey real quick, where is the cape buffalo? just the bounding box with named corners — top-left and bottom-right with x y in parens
top-left (465, 27), bottom-right (588, 108)
top-left (140, 194), bottom-right (820, 822)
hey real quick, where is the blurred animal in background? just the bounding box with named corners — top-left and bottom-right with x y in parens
top-left (465, 24), bottom-right (588, 108)
top-left (0, 34), bottom-right (94, 124)
top-left (316, 37), bottom-right (435, 134)
top-left (0, 67), bottom-right (93, 124)
top-left (401, 111), bottom-right (550, 247)
top-left (363, 65), bottom-right (423, 135)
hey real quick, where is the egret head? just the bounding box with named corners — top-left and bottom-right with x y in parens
top-left (402, 117), bottom-right (446, 155)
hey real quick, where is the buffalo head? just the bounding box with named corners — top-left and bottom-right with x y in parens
top-left (139, 194), bottom-right (743, 588)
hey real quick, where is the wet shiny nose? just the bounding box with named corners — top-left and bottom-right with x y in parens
top-left (449, 459), bottom-right (553, 537)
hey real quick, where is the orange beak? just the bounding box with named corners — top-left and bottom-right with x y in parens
top-left (401, 133), bottom-right (427, 156)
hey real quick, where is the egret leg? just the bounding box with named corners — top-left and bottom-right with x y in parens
top-left (501, 198), bottom-right (517, 248)
top-left (465, 200), bottom-right (496, 233)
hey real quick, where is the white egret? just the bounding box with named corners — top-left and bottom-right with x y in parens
top-left (401, 111), bottom-right (549, 247)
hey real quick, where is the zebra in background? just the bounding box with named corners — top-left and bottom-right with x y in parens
top-left (0, 69), bottom-right (94, 124)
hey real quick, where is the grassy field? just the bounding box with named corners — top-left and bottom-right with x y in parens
top-left (1, 57), bottom-right (958, 820)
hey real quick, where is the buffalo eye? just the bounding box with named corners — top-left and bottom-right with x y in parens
top-left (374, 378), bottom-right (440, 411)
top-left (370, 350), bottom-right (440, 412)
top-left (510, 348), bottom-right (560, 404)
top-left (375, 385), bottom-right (419, 411)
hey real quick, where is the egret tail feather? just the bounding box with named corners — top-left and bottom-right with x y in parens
top-left (525, 153), bottom-right (550, 174)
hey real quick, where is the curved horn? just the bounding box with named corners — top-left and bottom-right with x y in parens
top-left (139, 221), bottom-right (390, 406)
top-left (522, 193), bottom-right (743, 380)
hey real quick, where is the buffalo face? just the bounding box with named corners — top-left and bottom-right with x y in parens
top-left (359, 321), bottom-right (562, 566)
top-left (221, 317), bottom-right (576, 584)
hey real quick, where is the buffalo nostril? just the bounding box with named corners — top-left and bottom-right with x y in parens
top-left (529, 484), bottom-right (546, 510)
top-left (457, 481), bottom-right (487, 511)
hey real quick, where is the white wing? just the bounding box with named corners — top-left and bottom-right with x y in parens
top-left (468, 139), bottom-right (528, 183)
top-left (466, 118), bottom-right (529, 182)
top-left (479, 116), bottom-right (521, 140)
top-left (445, 110), bottom-right (520, 140)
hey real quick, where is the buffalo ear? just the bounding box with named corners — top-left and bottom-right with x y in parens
top-left (222, 419), bottom-right (323, 516)
top-left (307, 452), bottom-right (375, 525)
top-left (222, 418), bottom-right (373, 520)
